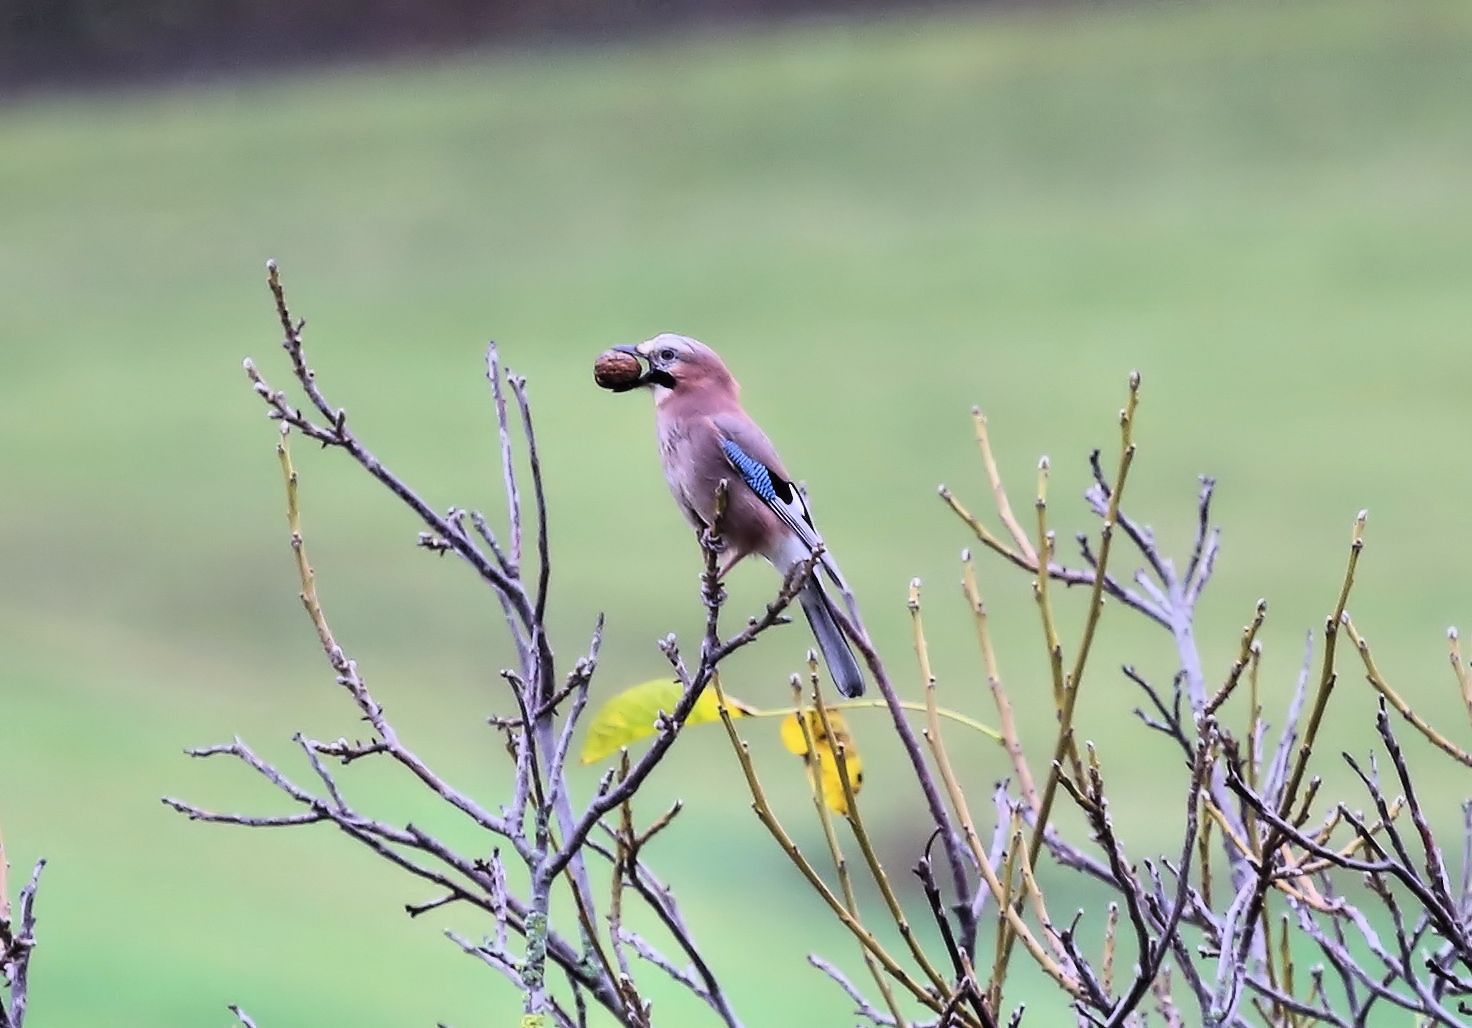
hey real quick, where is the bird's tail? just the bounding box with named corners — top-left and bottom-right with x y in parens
top-left (798, 577), bottom-right (865, 698)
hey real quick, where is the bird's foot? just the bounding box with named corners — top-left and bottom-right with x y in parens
top-left (699, 527), bottom-right (727, 554)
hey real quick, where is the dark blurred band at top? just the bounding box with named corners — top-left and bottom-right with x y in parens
top-left (2, 0), bottom-right (1023, 92)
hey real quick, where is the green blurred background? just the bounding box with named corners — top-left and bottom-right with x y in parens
top-left (4, 0), bottom-right (1472, 1023)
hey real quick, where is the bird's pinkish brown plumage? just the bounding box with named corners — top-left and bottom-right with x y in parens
top-left (607, 333), bottom-right (865, 696)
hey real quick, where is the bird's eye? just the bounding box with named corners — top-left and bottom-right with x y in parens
top-left (658, 348), bottom-right (676, 362)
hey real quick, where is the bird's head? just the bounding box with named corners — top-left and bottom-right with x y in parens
top-left (610, 334), bottom-right (737, 402)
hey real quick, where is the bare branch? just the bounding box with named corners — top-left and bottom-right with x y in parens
top-left (228, 1005), bottom-right (258, 1028)
top-left (0, 859), bottom-right (44, 1028)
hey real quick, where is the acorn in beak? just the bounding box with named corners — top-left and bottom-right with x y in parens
top-left (593, 345), bottom-right (647, 392)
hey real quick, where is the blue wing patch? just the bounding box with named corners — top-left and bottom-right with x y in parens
top-left (720, 439), bottom-right (793, 505)
top-left (721, 438), bottom-right (776, 502)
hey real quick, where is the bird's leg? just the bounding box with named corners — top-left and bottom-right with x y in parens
top-left (698, 524), bottom-right (725, 556)
top-left (696, 526), bottom-right (747, 581)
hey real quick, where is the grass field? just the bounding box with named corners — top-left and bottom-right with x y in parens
top-left (4, 1), bottom-right (1472, 1023)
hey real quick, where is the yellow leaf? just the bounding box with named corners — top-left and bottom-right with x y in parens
top-left (581, 679), bottom-right (749, 764)
top-left (780, 708), bottom-right (863, 815)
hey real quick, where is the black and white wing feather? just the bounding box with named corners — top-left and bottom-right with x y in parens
top-left (719, 437), bottom-right (851, 595)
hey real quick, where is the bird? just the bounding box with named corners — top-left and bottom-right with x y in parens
top-left (606, 333), bottom-right (866, 697)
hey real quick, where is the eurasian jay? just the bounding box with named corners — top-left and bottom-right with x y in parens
top-left (608, 334), bottom-right (866, 697)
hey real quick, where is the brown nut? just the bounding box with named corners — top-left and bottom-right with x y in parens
top-left (594, 349), bottom-right (644, 391)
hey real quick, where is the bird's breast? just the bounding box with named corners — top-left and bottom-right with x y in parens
top-left (654, 417), bottom-right (706, 529)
